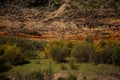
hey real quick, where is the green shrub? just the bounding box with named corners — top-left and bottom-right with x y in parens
top-left (104, 41), bottom-right (120, 65)
top-left (0, 36), bottom-right (46, 59)
top-left (0, 46), bottom-right (12, 73)
top-left (0, 36), bottom-right (46, 51)
top-left (43, 40), bottom-right (120, 65)
top-left (0, 44), bottom-right (29, 65)
top-left (44, 41), bottom-right (71, 63)
top-left (94, 40), bottom-right (120, 65)
top-left (70, 40), bottom-right (120, 66)
top-left (71, 42), bottom-right (94, 63)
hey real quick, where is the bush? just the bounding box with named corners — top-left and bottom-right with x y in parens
top-left (44, 41), bottom-right (71, 63)
top-left (0, 36), bottom-right (46, 51)
top-left (70, 40), bottom-right (120, 66)
top-left (0, 36), bottom-right (46, 59)
top-left (94, 40), bottom-right (120, 65)
top-left (43, 40), bottom-right (120, 65)
top-left (0, 46), bottom-right (12, 73)
top-left (104, 41), bottom-right (120, 65)
top-left (71, 42), bottom-right (94, 63)
top-left (0, 44), bottom-right (29, 65)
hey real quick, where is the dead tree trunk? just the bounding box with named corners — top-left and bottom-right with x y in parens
top-left (41, 0), bottom-right (70, 22)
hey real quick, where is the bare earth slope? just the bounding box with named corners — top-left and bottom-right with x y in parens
top-left (0, 4), bottom-right (120, 41)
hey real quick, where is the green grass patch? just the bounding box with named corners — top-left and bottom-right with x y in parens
top-left (6, 58), bottom-right (120, 79)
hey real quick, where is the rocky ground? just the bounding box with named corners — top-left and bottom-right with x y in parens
top-left (0, 4), bottom-right (120, 41)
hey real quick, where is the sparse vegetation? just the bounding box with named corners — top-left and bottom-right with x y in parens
top-left (0, 36), bottom-right (120, 79)
top-left (0, 0), bottom-right (120, 80)
top-left (0, 36), bottom-right (47, 73)
top-left (43, 40), bottom-right (120, 66)
top-left (2, 44), bottom-right (29, 65)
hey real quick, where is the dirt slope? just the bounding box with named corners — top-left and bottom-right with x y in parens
top-left (0, 4), bottom-right (120, 41)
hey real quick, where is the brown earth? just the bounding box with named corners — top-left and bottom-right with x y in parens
top-left (0, 5), bottom-right (120, 41)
